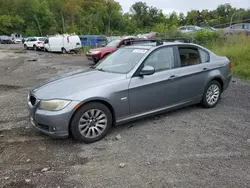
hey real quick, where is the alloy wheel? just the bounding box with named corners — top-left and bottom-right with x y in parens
top-left (78, 109), bottom-right (107, 138)
top-left (206, 84), bottom-right (220, 106)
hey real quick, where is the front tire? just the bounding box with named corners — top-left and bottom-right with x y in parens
top-left (62, 48), bottom-right (66, 54)
top-left (201, 80), bottom-right (222, 108)
top-left (70, 102), bottom-right (112, 143)
top-left (24, 44), bottom-right (28, 50)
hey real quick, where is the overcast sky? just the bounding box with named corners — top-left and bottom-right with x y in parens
top-left (117, 0), bottom-right (250, 14)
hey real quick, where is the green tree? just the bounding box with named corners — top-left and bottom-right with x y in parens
top-left (0, 15), bottom-right (24, 34)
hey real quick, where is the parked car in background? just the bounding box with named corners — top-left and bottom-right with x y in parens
top-left (11, 33), bottom-right (22, 44)
top-left (137, 32), bottom-right (158, 39)
top-left (201, 26), bottom-right (217, 31)
top-left (0, 35), bottom-right (12, 44)
top-left (86, 36), bottom-right (136, 63)
top-left (24, 37), bottom-right (47, 50)
top-left (178, 26), bottom-right (202, 33)
top-left (224, 23), bottom-right (250, 35)
top-left (22, 37), bottom-right (30, 44)
top-left (79, 35), bottom-right (108, 48)
top-left (43, 34), bottom-right (82, 53)
top-left (28, 39), bottom-right (232, 143)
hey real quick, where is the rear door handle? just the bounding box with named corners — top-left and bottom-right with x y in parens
top-left (169, 75), bottom-right (178, 80)
top-left (203, 68), bottom-right (209, 71)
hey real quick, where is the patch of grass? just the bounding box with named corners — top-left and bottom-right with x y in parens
top-left (78, 46), bottom-right (92, 55)
top-left (207, 35), bottom-right (250, 80)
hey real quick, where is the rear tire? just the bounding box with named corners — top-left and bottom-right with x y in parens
top-left (93, 59), bottom-right (99, 64)
top-left (33, 45), bottom-right (38, 51)
top-left (70, 102), bottom-right (112, 143)
top-left (201, 80), bottom-right (222, 108)
top-left (62, 48), bottom-right (66, 54)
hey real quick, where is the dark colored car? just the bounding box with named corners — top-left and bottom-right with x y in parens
top-left (86, 36), bottom-right (136, 64)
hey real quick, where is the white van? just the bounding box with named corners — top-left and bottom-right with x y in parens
top-left (43, 34), bottom-right (82, 53)
top-left (11, 33), bottom-right (22, 44)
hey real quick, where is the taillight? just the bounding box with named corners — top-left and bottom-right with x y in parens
top-left (37, 42), bottom-right (41, 44)
top-left (229, 61), bottom-right (232, 70)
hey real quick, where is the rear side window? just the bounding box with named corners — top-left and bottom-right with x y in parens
top-left (178, 47), bottom-right (200, 67)
top-left (30, 38), bottom-right (37, 41)
top-left (199, 49), bottom-right (210, 63)
top-left (39, 38), bottom-right (46, 41)
top-left (188, 26), bottom-right (195, 30)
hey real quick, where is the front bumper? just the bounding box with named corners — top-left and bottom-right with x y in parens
top-left (86, 53), bottom-right (101, 62)
top-left (37, 46), bottom-right (44, 49)
top-left (223, 73), bottom-right (232, 92)
top-left (28, 96), bottom-right (81, 138)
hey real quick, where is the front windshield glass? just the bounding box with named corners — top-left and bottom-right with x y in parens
top-left (95, 48), bottom-right (148, 74)
top-left (106, 39), bottom-right (121, 47)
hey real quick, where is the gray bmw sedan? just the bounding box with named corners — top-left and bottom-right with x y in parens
top-left (28, 40), bottom-right (232, 143)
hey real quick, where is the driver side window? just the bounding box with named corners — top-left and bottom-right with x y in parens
top-left (144, 47), bottom-right (174, 72)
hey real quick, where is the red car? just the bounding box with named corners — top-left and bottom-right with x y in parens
top-left (86, 36), bottom-right (136, 64)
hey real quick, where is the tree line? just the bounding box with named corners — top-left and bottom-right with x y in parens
top-left (0, 0), bottom-right (250, 36)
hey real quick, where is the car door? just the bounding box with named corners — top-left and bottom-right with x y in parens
top-left (44, 38), bottom-right (50, 51)
top-left (28, 38), bottom-right (36, 47)
top-left (128, 46), bottom-right (180, 115)
top-left (26, 38), bottom-right (32, 47)
top-left (175, 45), bottom-right (211, 102)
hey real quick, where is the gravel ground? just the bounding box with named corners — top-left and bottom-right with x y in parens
top-left (0, 44), bottom-right (250, 188)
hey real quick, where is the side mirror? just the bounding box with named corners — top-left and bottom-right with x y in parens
top-left (140, 65), bottom-right (155, 76)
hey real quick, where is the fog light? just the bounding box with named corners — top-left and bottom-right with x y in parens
top-left (51, 127), bottom-right (56, 132)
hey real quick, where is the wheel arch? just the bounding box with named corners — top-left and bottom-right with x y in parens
top-left (68, 99), bottom-right (116, 134)
top-left (209, 76), bottom-right (224, 91)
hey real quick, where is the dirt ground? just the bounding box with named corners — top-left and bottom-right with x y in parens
top-left (0, 44), bottom-right (250, 188)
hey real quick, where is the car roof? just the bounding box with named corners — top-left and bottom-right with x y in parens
top-left (124, 41), bottom-right (193, 49)
top-left (122, 36), bottom-right (136, 40)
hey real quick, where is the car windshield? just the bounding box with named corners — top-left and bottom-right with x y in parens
top-left (95, 48), bottom-right (148, 74)
top-left (106, 39), bottom-right (121, 47)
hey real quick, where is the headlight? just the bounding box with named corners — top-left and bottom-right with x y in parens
top-left (90, 51), bottom-right (100, 54)
top-left (39, 99), bottom-right (71, 111)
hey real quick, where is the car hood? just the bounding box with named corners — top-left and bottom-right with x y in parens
top-left (31, 69), bottom-right (126, 100)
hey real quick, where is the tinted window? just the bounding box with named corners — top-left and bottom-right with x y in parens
top-left (119, 39), bottom-right (134, 47)
top-left (95, 48), bottom-right (147, 74)
top-left (199, 49), bottom-right (210, 63)
top-left (144, 47), bottom-right (174, 72)
top-left (188, 26), bottom-right (195, 30)
top-left (232, 24), bottom-right (241, 29)
top-left (30, 38), bottom-right (37, 42)
top-left (178, 47), bottom-right (200, 66)
top-left (39, 38), bottom-right (46, 41)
